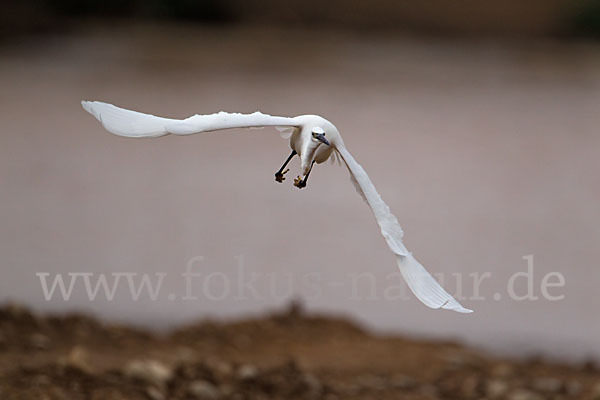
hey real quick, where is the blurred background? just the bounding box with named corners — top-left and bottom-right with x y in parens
top-left (1, 2), bottom-right (600, 393)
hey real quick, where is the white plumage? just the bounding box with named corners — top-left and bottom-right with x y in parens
top-left (82, 100), bottom-right (472, 313)
top-left (81, 101), bottom-right (298, 138)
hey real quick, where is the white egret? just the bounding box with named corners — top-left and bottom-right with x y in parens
top-left (81, 101), bottom-right (472, 313)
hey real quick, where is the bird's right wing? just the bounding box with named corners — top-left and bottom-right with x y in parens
top-left (337, 146), bottom-right (472, 313)
top-left (81, 101), bottom-right (300, 138)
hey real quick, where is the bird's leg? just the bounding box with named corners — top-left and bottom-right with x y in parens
top-left (275, 150), bottom-right (297, 183)
top-left (293, 160), bottom-right (315, 189)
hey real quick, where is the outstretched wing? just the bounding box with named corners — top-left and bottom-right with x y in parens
top-left (337, 146), bottom-right (472, 313)
top-left (81, 101), bottom-right (300, 138)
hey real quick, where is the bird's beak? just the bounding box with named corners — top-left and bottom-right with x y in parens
top-left (314, 133), bottom-right (330, 146)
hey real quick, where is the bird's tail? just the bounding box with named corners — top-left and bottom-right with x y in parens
top-left (395, 253), bottom-right (473, 313)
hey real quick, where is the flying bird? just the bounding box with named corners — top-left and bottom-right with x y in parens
top-left (81, 101), bottom-right (472, 313)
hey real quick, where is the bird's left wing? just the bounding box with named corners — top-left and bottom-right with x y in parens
top-left (81, 101), bottom-right (300, 138)
top-left (337, 146), bottom-right (472, 313)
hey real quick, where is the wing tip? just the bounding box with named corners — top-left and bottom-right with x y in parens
top-left (395, 254), bottom-right (473, 314)
top-left (81, 100), bottom-right (92, 113)
top-left (444, 304), bottom-right (474, 313)
top-left (438, 297), bottom-right (473, 313)
top-left (81, 100), bottom-right (103, 120)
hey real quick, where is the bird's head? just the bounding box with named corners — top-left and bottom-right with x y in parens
top-left (299, 126), bottom-right (332, 174)
top-left (310, 126), bottom-right (331, 147)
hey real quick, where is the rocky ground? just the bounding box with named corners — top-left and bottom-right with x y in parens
top-left (0, 303), bottom-right (598, 400)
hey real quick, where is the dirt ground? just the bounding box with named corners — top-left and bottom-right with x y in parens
top-left (0, 303), bottom-right (598, 400)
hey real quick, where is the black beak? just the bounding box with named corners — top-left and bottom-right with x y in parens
top-left (314, 133), bottom-right (330, 146)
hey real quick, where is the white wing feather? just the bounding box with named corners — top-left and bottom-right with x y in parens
top-left (81, 101), bottom-right (299, 138)
top-left (329, 149), bottom-right (343, 166)
top-left (276, 126), bottom-right (296, 139)
top-left (337, 146), bottom-right (472, 313)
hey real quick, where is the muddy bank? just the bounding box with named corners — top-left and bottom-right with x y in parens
top-left (0, 303), bottom-right (598, 400)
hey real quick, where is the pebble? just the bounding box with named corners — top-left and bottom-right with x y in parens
top-left (237, 364), bottom-right (258, 380)
top-left (146, 386), bottom-right (165, 400)
top-left (206, 357), bottom-right (232, 378)
top-left (303, 373), bottom-right (323, 398)
top-left (64, 346), bottom-right (92, 373)
top-left (124, 359), bottom-right (172, 387)
top-left (188, 380), bottom-right (220, 400)
top-left (175, 346), bottom-right (196, 362)
top-left (486, 379), bottom-right (509, 399)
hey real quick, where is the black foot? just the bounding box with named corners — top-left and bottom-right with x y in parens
top-left (293, 175), bottom-right (307, 189)
top-left (275, 168), bottom-right (289, 183)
